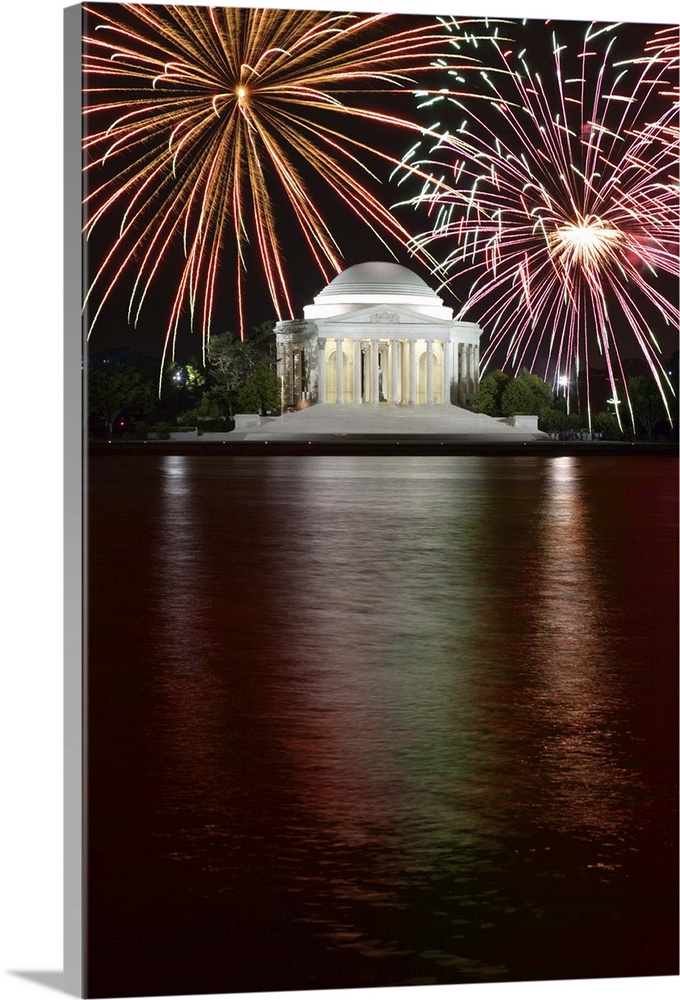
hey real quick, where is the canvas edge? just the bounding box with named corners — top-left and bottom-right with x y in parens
top-left (64, 4), bottom-right (84, 996)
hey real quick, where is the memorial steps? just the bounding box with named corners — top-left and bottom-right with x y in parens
top-left (240, 403), bottom-right (547, 441)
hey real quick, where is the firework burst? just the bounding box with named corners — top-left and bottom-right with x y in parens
top-left (642, 23), bottom-right (679, 99)
top-left (82, 3), bottom-right (487, 364)
top-left (399, 19), bottom-right (679, 425)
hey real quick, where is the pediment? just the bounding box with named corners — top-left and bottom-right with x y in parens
top-left (318, 303), bottom-right (450, 327)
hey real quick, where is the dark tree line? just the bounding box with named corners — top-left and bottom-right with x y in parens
top-left (87, 323), bottom-right (280, 437)
top-left (474, 366), bottom-right (677, 440)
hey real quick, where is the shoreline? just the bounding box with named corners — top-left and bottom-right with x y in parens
top-left (88, 439), bottom-right (678, 457)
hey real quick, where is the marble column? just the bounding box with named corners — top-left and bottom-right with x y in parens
top-left (336, 337), bottom-right (344, 404)
top-left (292, 348), bottom-right (298, 402)
top-left (280, 344), bottom-right (289, 408)
top-left (472, 344), bottom-right (479, 395)
top-left (426, 341), bottom-right (434, 405)
top-left (318, 338), bottom-right (326, 404)
top-left (444, 339), bottom-right (453, 405)
top-left (398, 340), bottom-right (405, 403)
top-left (371, 339), bottom-right (379, 404)
top-left (390, 340), bottom-right (400, 403)
top-left (452, 340), bottom-right (459, 404)
top-left (408, 340), bottom-right (416, 404)
top-left (460, 343), bottom-right (468, 402)
top-left (353, 340), bottom-right (361, 403)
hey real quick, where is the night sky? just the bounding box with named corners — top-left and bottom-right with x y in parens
top-left (82, 3), bottom-right (453, 356)
top-left (81, 3), bottom-right (679, 369)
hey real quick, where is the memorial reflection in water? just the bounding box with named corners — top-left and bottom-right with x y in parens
top-left (85, 454), bottom-right (678, 997)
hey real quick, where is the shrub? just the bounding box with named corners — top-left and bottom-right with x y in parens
top-left (592, 411), bottom-right (626, 440)
top-left (538, 407), bottom-right (570, 435)
top-left (195, 418), bottom-right (235, 433)
top-left (179, 396), bottom-right (225, 424)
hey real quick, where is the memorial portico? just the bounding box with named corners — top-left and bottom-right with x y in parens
top-left (274, 262), bottom-right (481, 410)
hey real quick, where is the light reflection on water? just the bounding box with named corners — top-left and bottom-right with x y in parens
top-left (86, 454), bottom-right (678, 993)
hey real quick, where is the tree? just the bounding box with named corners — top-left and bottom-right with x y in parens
top-left (249, 320), bottom-right (277, 350)
top-left (178, 395), bottom-right (226, 425)
top-left (88, 362), bottom-right (155, 435)
top-left (184, 361), bottom-right (206, 394)
top-left (592, 411), bottom-right (626, 440)
top-left (537, 406), bottom-right (571, 435)
top-left (500, 368), bottom-right (554, 416)
top-left (202, 329), bottom-right (283, 415)
top-left (474, 370), bottom-right (510, 416)
top-left (237, 362), bottom-right (281, 413)
top-left (627, 375), bottom-right (669, 437)
top-left (204, 333), bottom-right (261, 415)
top-left (163, 359), bottom-right (207, 420)
top-left (164, 359), bottom-right (205, 397)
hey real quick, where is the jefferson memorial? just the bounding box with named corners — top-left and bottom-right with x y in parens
top-left (274, 262), bottom-right (481, 410)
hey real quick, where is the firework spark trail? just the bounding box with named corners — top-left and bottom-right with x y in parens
top-left (399, 19), bottom-right (679, 426)
top-left (82, 3), bottom-right (490, 368)
top-left (642, 23), bottom-right (679, 99)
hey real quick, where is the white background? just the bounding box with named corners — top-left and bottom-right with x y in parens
top-left (2, 2), bottom-right (677, 1000)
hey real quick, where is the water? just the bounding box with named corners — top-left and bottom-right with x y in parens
top-left (85, 455), bottom-right (678, 997)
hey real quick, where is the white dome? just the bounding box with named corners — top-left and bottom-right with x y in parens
top-left (314, 261), bottom-right (441, 305)
top-left (304, 261), bottom-right (452, 321)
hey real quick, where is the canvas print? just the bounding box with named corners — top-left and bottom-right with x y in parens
top-left (78, 2), bottom-right (678, 997)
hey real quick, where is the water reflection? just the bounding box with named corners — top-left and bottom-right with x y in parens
top-left (150, 456), bottom-right (301, 841)
top-left (263, 457), bottom-right (639, 849)
top-left (265, 461), bottom-right (485, 838)
top-left (89, 454), bottom-right (677, 991)
top-left (526, 457), bottom-right (641, 838)
top-left (145, 455), bottom-right (671, 873)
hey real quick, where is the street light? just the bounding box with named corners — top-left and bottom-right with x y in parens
top-left (607, 393), bottom-right (623, 430)
top-left (172, 367), bottom-right (186, 418)
top-left (557, 373), bottom-right (571, 414)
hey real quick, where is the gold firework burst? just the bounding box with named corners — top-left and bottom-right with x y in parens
top-left (83, 3), bottom-right (484, 361)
